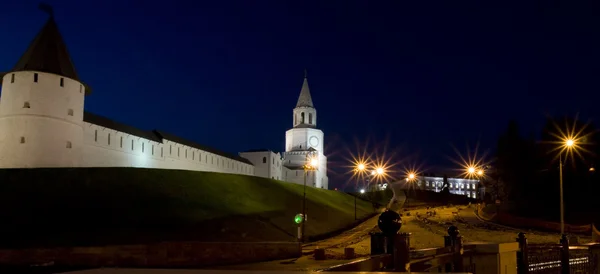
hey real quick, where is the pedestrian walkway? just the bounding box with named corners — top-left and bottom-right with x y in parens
top-left (210, 208), bottom-right (385, 271)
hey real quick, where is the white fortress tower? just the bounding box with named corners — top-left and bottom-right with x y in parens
top-left (283, 74), bottom-right (329, 189)
top-left (0, 10), bottom-right (89, 168)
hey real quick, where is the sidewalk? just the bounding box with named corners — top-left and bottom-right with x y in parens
top-left (209, 209), bottom-right (384, 271)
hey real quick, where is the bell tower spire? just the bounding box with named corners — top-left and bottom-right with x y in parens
top-left (292, 71), bottom-right (317, 128)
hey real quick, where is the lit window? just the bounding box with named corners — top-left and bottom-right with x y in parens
top-left (66, 141), bottom-right (72, 148)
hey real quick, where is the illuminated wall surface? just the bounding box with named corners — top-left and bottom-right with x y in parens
top-left (0, 14), bottom-right (329, 189)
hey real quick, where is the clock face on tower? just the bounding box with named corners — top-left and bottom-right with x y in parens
top-left (309, 136), bottom-right (319, 148)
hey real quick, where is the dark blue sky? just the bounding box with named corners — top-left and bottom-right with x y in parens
top-left (1, 0), bottom-right (598, 188)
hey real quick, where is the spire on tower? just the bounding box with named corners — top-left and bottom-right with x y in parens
top-left (10, 5), bottom-right (80, 81)
top-left (296, 71), bottom-right (314, 108)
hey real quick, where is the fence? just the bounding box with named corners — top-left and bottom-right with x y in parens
top-left (516, 232), bottom-right (599, 274)
top-left (322, 225), bottom-right (474, 272)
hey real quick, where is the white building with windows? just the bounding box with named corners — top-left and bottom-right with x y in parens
top-left (413, 175), bottom-right (481, 199)
top-left (0, 11), bottom-right (328, 189)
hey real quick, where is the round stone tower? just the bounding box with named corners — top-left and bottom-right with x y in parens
top-left (0, 9), bottom-right (89, 168)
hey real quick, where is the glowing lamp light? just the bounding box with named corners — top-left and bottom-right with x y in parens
top-left (310, 158), bottom-right (318, 167)
top-left (376, 167), bottom-right (384, 175)
top-left (468, 167), bottom-right (476, 174)
top-left (371, 171), bottom-right (376, 175)
top-left (357, 163), bottom-right (366, 171)
top-left (477, 170), bottom-right (483, 176)
top-left (566, 139), bottom-right (575, 147)
top-left (408, 173), bottom-right (415, 179)
top-left (360, 189), bottom-right (365, 194)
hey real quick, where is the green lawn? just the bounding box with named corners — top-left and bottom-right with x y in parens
top-left (0, 168), bottom-right (379, 248)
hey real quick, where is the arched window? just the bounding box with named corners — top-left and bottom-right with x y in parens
top-left (301, 112), bottom-right (305, 123)
top-left (262, 157), bottom-right (266, 163)
top-left (309, 113), bottom-right (313, 124)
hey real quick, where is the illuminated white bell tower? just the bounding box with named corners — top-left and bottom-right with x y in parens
top-left (283, 72), bottom-right (328, 189)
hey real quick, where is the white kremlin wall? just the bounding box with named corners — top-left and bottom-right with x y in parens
top-left (80, 121), bottom-right (255, 175)
top-left (0, 72), bottom-right (254, 175)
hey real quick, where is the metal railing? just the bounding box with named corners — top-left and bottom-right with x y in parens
top-left (516, 233), bottom-right (599, 274)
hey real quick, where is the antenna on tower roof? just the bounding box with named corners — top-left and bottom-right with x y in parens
top-left (39, 2), bottom-right (54, 17)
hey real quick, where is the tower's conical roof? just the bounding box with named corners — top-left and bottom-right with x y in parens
top-left (295, 73), bottom-right (314, 108)
top-left (11, 13), bottom-right (80, 81)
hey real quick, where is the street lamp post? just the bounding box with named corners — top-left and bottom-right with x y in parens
top-left (559, 153), bottom-right (565, 235)
top-left (559, 138), bottom-right (574, 235)
top-left (406, 173), bottom-right (416, 208)
top-left (353, 163), bottom-right (367, 220)
top-left (301, 149), bottom-right (318, 242)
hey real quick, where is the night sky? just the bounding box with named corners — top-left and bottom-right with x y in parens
top-left (0, 0), bottom-right (598, 189)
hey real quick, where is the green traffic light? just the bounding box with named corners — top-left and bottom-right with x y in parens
top-left (294, 214), bottom-right (303, 224)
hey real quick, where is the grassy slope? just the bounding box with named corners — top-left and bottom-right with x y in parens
top-left (0, 168), bottom-right (378, 248)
